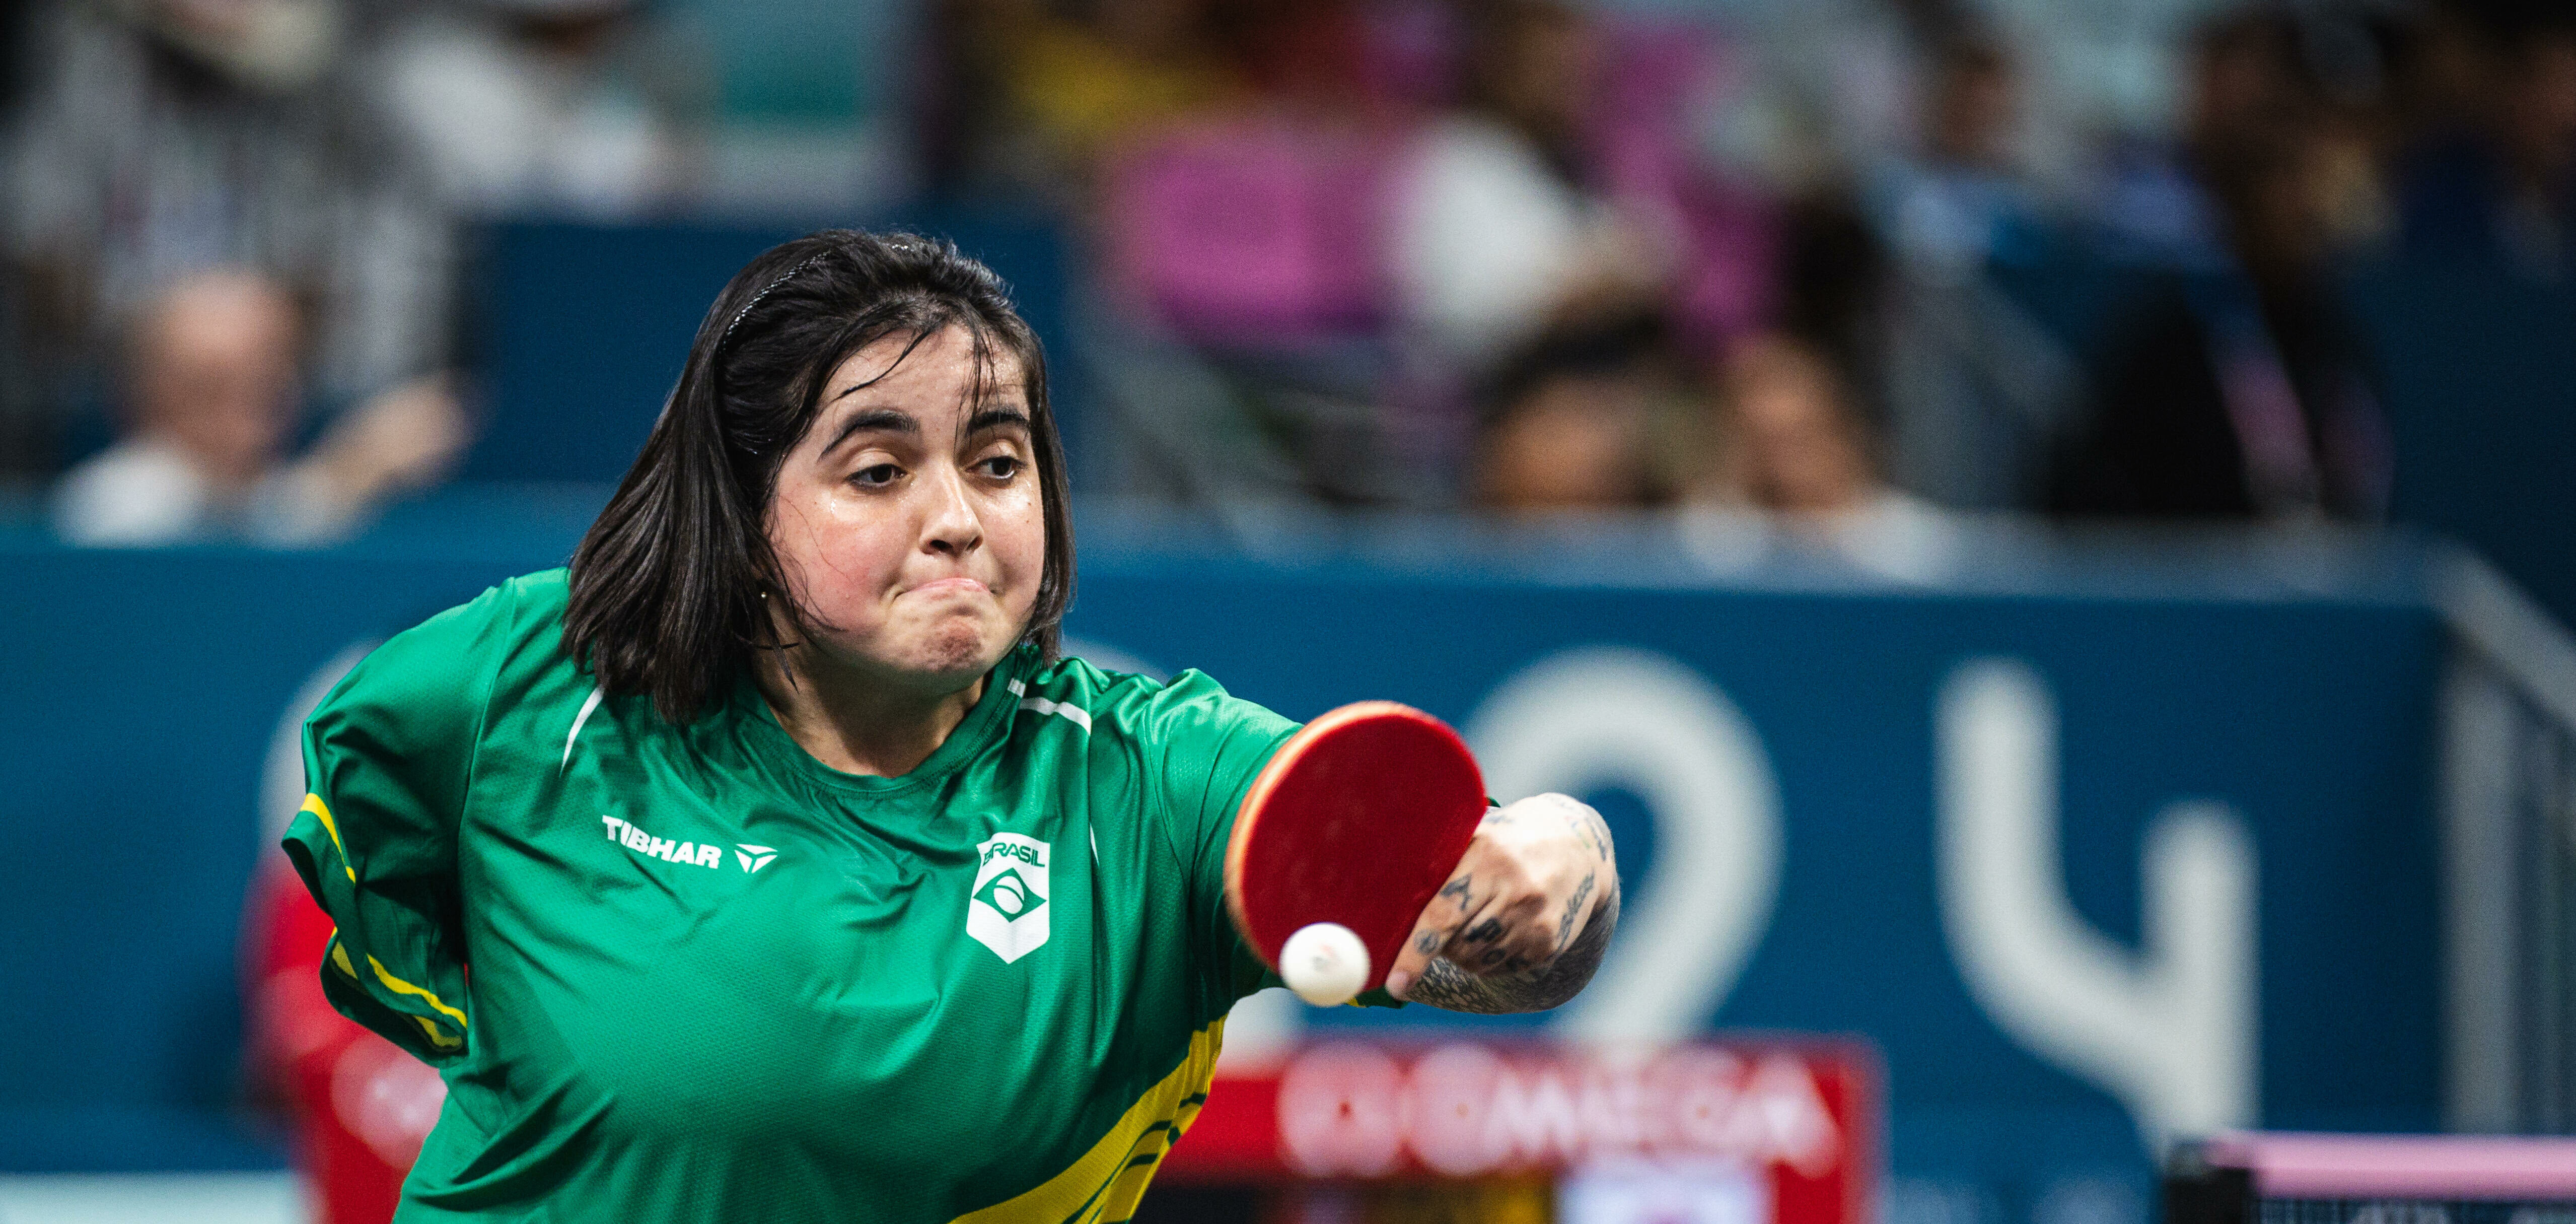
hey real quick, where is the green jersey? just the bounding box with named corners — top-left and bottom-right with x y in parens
top-left (281, 569), bottom-right (1303, 1222)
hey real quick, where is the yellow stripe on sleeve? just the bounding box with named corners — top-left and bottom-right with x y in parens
top-left (412, 1015), bottom-right (464, 1049)
top-left (326, 935), bottom-right (462, 1050)
top-left (948, 1020), bottom-right (1225, 1224)
top-left (301, 793), bottom-right (356, 882)
top-left (367, 954), bottom-right (470, 1032)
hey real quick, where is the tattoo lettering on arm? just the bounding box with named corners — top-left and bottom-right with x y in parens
top-left (1403, 879), bottom-right (1621, 1015)
top-left (1553, 872), bottom-right (1595, 955)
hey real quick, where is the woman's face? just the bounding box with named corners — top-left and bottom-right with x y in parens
top-left (766, 325), bottom-right (1045, 697)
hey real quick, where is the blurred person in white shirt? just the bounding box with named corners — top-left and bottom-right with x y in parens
top-left (53, 269), bottom-right (467, 546)
top-left (374, 0), bottom-right (686, 219)
top-left (1391, 0), bottom-right (1666, 374)
top-left (2, 0), bottom-right (455, 418)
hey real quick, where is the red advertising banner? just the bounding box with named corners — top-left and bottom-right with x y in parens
top-left (1164, 1038), bottom-right (1879, 1224)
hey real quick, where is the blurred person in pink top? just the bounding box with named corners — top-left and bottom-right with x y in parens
top-left (52, 269), bottom-right (466, 546)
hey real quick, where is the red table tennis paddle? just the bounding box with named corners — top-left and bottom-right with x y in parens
top-left (1223, 701), bottom-right (1488, 1001)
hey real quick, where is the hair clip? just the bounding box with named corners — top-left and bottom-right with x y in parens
top-left (716, 252), bottom-right (831, 356)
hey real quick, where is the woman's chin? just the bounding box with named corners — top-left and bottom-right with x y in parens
top-left (900, 619), bottom-right (1011, 682)
top-left (800, 608), bottom-right (1020, 693)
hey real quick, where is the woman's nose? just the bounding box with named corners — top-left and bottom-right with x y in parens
top-left (920, 463), bottom-right (983, 555)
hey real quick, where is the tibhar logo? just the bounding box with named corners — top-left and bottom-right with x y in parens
top-left (735, 844), bottom-right (778, 873)
top-left (601, 815), bottom-right (722, 869)
top-left (967, 833), bottom-right (1049, 963)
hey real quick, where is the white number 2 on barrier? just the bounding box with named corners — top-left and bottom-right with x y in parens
top-left (1465, 646), bottom-right (1784, 1044)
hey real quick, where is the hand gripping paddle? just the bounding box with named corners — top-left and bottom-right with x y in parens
top-left (1223, 701), bottom-right (1487, 1003)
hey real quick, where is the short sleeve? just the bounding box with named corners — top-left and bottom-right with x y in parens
top-left (280, 584), bottom-right (514, 1063)
top-left (1139, 671), bottom-right (1299, 1001)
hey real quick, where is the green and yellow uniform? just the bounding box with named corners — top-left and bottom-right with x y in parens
top-left (282, 569), bottom-right (1306, 1221)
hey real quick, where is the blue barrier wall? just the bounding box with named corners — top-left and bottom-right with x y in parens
top-left (0, 514), bottom-right (2451, 1224)
top-left (462, 216), bottom-right (1076, 485)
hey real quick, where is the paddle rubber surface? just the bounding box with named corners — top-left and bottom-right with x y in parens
top-left (1224, 701), bottom-right (1487, 993)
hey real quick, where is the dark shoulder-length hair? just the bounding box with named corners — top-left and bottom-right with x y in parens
top-left (563, 229), bottom-right (1075, 722)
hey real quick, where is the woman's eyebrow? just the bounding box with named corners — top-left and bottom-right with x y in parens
top-left (821, 407), bottom-right (918, 456)
top-left (964, 405), bottom-right (1033, 435)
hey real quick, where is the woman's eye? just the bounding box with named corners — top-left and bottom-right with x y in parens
top-left (979, 455), bottom-right (1023, 480)
top-left (851, 463), bottom-right (901, 488)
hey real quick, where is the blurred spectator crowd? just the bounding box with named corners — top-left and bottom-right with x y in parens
top-left (4, 0), bottom-right (2574, 549)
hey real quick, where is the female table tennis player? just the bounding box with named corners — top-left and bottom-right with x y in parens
top-left (281, 230), bottom-right (1619, 1221)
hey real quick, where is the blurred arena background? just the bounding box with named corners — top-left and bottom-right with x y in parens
top-left (6, 0), bottom-right (2576, 1220)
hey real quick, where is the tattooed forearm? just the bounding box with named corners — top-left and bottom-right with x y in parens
top-left (1403, 880), bottom-right (1620, 1014)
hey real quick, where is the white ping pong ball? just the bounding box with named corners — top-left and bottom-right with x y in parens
top-left (1281, 922), bottom-right (1371, 1007)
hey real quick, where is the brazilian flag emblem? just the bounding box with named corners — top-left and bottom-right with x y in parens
top-left (976, 867), bottom-right (1043, 921)
top-left (968, 833), bottom-right (1051, 963)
